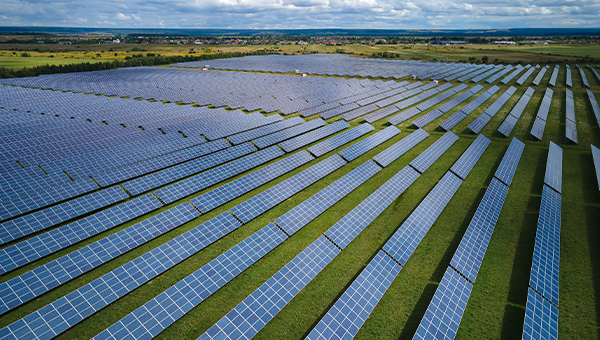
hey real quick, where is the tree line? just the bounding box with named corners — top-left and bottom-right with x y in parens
top-left (0, 50), bottom-right (274, 79)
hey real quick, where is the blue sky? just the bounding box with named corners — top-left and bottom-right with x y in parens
top-left (1, 0), bottom-right (599, 29)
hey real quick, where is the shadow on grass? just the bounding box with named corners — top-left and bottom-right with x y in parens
top-left (397, 283), bottom-right (439, 340)
top-left (500, 147), bottom-right (546, 339)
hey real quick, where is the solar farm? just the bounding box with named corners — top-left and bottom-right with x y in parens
top-left (0, 54), bottom-right (599, 340)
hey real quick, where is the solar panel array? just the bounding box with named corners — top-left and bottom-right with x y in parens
top-left (587, 90), bottom-right (600, 128)
top-left (565, 65), bottom-right (573, 87)
top-left (486, 65), bottom-right (515, 83)
top-left (373, 129), bottom-right (429, 167)
top-left (253, 118), bottom-right (326, 149)
top-left (592, 144), bottom-right (600, 191)
top-left (576, 65), bottom-right (590, 88)
top-left (522, 142), bottom-right (563, 339)
top-left (517, 66), bottom-right (537, 85)
top-left (468, 86), bottom-right (517, 133)
top-left (279, 120), bottom-right (349, 152)
top-left (471, 65), bottom-right (505, 83)
top-left (498, 87), bottom-right (535, 137)
top-left (588, 64), bottom-right (600, 83)
top-left (439, 85), bottom-right (499, 131)
top-left (549, 65), bottom-right (560, 87)
top-left (338, 126), bottom-right (400, 161)
top-left (308, 123), bottom-right (374, 157)
top-left (494, 138), bottom-right (526, 187)
top-left (501, 65), bottom-right (525, 84)
top-left (531, 88), bottom-right (554, 141)
top-left (413, 85), bottom-right (484, 128)
top-left (532, 65), bottom-right (549, 86)
top-left (565, 89), bottom-right (578, 144)
top-left (410, 132), bottom-right (459, 174)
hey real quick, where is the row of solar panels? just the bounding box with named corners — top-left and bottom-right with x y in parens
top-left (498, 87), bottom-right (535, 137)
top-left (531, 88), bottom-right (554, 141)
top-left (522, 142), bottom-right (563, 340)
top-left (565, 89), bottom-right (578, 144)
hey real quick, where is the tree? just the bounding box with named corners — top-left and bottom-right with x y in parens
top-left (482, 55), bottom-right (489, 63)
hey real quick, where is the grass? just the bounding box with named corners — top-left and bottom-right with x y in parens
top-left (0, 56), bottom-right (105, 69)
top-left (0, 61), bottom-right (599, 340)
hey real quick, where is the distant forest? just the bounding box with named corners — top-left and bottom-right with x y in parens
top-left (1, 27), bottom-right (600, 37)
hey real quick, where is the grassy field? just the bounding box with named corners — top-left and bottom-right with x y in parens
top-left (0, 62), bottom-right (599, 340)
top-left (0, 56), bottom-right (105, 69)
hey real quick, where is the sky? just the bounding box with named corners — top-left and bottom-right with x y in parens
top-left (1, 0), bottom-right (599, 29)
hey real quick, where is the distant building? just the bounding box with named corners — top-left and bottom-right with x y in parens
top-left (58, 41), bottom-right (72, 45)
top-left (430, 40), bottom-right (468, 45)
top-left (37, 41), bottom-right (44, 44)
top-left (494, 41), bottom-right (516, 44)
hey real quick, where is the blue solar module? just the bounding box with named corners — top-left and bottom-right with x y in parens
top-left (566, 65), bottom-right (573, 87)
top-left (565, 89), bottom-right (576, 122)
top-left (228, 154), bottom-right (346, 223)
top-left (592, 144), bottom-right (600, 191)
top-left (305, 251), bottom-right (401, 340)
top-left (308, 124), bottom-right (374, 157)
top-left (497, 115), bottom-right (518, 137)
top-left (0, 202), bottom-right (199, 315)
top-left (517, 67), bottom-right (536, 85)
top-left (373, 129), bottom-right (429, 167)
top-left (494, 137), bottom-right (525, 187)
top-left (279, 120), bottom-right (349, 153)
top-left (0, 185), bottom-right (128, 246)
top-left (339, 126), bottom-right (400, 162)
top-left (530, 118), bottom-right (546, 141)
top-left (363, 105), bottom-right (401, 123)
top-left (123, 142), bottom-right (257, 196)
top-left (341, 104), bottom-right (380, 121)
top-left (549, 65), bottom-right (559, 86)
top-left (325, 166), bottom-right (420, 249)
top-left (410, 132), bottom-right (459, 174)
top-left (532, 66), bottom-right (549, 86)
top-left (522, 288), bottom-right (559, 340)
top-left (413, 267), bottom-right (473, 340)
top-left (501, 66), bottom-right (526, 84)
top-left (439, 111), bottom-right (467, 131)
top-left (467, 112), bottom-right (492, 134)
top-left (387, 107), bottom-right (422, 126)
top-left (155, 145), bottom-right (284, 204)
top-left (577, 65), bottom-right (590, 88)
top-left (0, 212), bottom-right (241, 340)
top-left (275, 160), bottom-right (381, 235)
top-left (587, 90), bottom-right (600, 127)
top-left (450, 135), bottom-right (491, 180)
top-left (196, 236), bottom-right (340, 340)
top-left (94, 222), bottom-right (288, 340)
top-left (565, 119), bottom-right (578, 144)
top-left (191, 150), bottom-right (314, 213)
top-left (450, 178), bottom-right (509, 283)
top-left (0, 194), bottom-right (162, 275)
top-left (529, 185), bottom-right (561, 307)
top-left (384, 172), bottom-right (463, 265)
top-left (228, 117), bottom-right (305, 145)
top-left (544, 142), bottom-right (563, 194)
top-left (253, 118), bottom-right (326, 149)
top-left (412, 109), bottom-right (444, 129)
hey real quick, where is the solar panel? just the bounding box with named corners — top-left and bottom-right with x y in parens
top-left (229, 154), bottom-right (346, 223)
top-left (308, 124), bottom-right (374, 157)
top-left (155, 145), bottom-right (284, 204)
top-left (410, 132), bottom-right (459, 174)
top-left (387, 107), bottom-right (422, 125)
top-left (383, 172), bottom-right (463, 265)
top-left (450, 178), bottom-right (509, 283)
top-left (413, 267), bottom-right (473, 340)
top-left (544, 142), bottom-right (563, 194)
top-left (279, 121), bottom-right (349, 153)
top-left (339, 126), bottom-right (400, 162)
top-left (0, 211), bottom-right (240, 340)
top-left (253, 118), bottom-right (327, 149)
top-left (467, 112), bottom-right (492, 134)
top-left (320, 103), bottom-right (361, 119)
top-left (497, 87), bottom-right (535, 137)
top-left (94, 221), bottom-right (286, 340)
top-left (439, 111), bottom-right (467, 131)
top-left (325, 166), bottom-right (420, 249)
top-left (577, 65), bottom-right (590, 88)
top-left (487, 66), bottom-right (515, 83)
top-left (412, 109), bottom-right (445, 128)
top-left (501, 66), bottom-right (526, 84)
top-left (0, 185), bottom-right (128, 245)
top-left (517, 67), bottom-right (536, 85)
top-left (565, 65), bottom-right (573, 87)
top-left (494, 137), bottom-right (525, 187)
top-left (373, 129), bottom-right (429, 167)
top-left (529, 185), bottom-right (561, 307)
top-left (363, 105), bottom-right (401, 123)
top-left (228, 117), bottom-right (305, 145)
top-left (532, 66), bottom-right (549, 86)
top-left (549, 65), bottom-right (559, 86)
top-left (275, 160), bottom-right (381, 235)
top-left (0, 193), bottom-right (162, 275)
top-left (191, 150), bottom-right (314, 213)
top-left (196, 235), bottom-right (340, 340)
top-left (305, 251), bottom-right (401, 340)
top-left (530, 117), bottom-right (546, 141)
top-left (522, 288), bottom-right (559, 340)
top-left (592, 144), bottom-right (600, 191)
top-left (587, 90), bottom-right (600, 127)
top-left (0, 202), bottom-right (200, 315)
top-left (450, 134), bottom-right (491, 180)
top-left (341, 104), bottom-right (380, 121)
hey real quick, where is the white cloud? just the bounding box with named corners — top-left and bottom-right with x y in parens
top-left (116, 12), bottom-right (131, 20)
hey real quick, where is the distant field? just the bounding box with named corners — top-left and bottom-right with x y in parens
top-left (0, 56), bottom-right (104, 69)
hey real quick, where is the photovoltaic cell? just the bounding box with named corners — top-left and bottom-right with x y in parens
top-left (305, 251), bottom-right (401, 340)
top-left (308, 124), bottom-right (374, 157)
top-left (522, 288), bottom-right (559, 340)
top-left (94, 222), bottom-right (288, 340)
top-left (544, 142), bottom-right (563, 194)
top-left (190, 150), bottom-right (314, 213)
top-left (325, 166), bottom-right (420, 249)
top-left (413, 268), bottom-right (473, 340)
top-left (450, 178), bottom-right (509, 283)
top-left (384, 172), bottom-right (463, 265)
top-left (0, 202), bottom-right (200, 315)
top-left (275, 160), bottom-right (382, 236)
top-left (373, 129), bottom-right (429, 167)
top-left (228, 117), bottom-right (305, 145)
top-left (529, 185), bottom-right (561, 307)
top-left (450, 134), bottom-right (491, 180)
top-left (279, 120), bottom-right (349, 153)
top-left (253, 118), bottom-right (326, 149)
top-left (0, 194), bottom-right (162, 275)
top-left (339, 126), bottom-right (400, 162)
top-left (410, 132), bottom-right (459, 174)
top-left (494, 137), bottom-right (525, 187)
top-left (0, 212), bottom-right (240, 340)
top-left (155, 145), bottom-right (284, 204)
top-left (197, 236), bottom-right (340, 340)
top-left (229, 154), bottom-right (346, 223)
